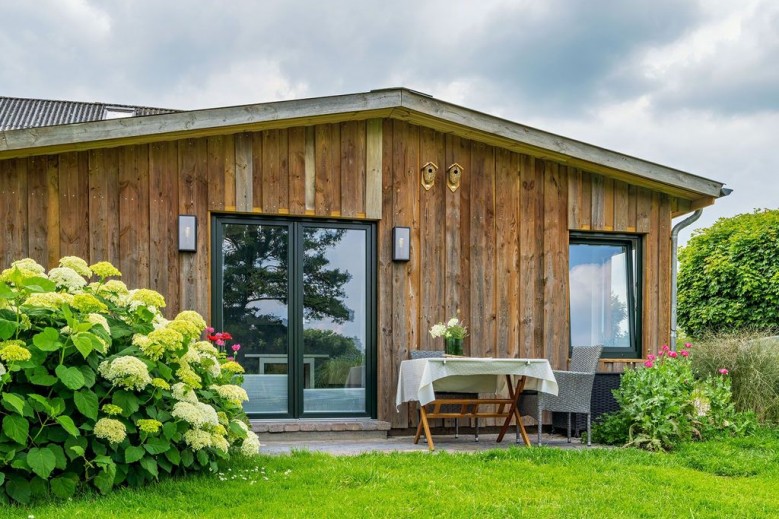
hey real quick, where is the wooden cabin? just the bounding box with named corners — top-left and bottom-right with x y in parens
top-left (0, 89), bottom-right (725, 428)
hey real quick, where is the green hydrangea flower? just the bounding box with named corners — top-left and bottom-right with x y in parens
top-left (0, 340), bottom-right (32, 362)
top-left (90, 261), bottom-right (121, 279)
top-left (59, 256), bottom-right (92, 277)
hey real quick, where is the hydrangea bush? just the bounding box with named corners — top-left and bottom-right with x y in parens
top-left (0, 257), bottom-right (260, 504)
top-left (591, 344), bottom-right (755, 451)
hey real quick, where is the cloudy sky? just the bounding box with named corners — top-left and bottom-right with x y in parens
top-left (2, 0), bottom-right (777, 243)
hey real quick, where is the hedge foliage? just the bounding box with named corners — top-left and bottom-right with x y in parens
top-left (678, 209), bottom-right (779, 338)
top-left (0, 257), bottom-right (260, 504)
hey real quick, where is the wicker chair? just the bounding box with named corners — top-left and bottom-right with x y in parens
top-left (410, 350), bottom-right (480, 440)
top-left (537, 345), bottom-right (603, 446)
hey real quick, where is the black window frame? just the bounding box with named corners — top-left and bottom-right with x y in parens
top-left (211, 214), bottom-right (377, 419)
top-left (569, 232), bottom-right (643, 359)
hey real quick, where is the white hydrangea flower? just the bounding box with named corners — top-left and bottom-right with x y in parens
top-left (210, 384), bottom-right (249, 405)
top-left (211, 433), bottom-right (230, 453)
top-left (94, 418), bottom-right (127, 444)
top-left (100, 356), bottom-right (152, 391)
top-left (172, 401), bottom-right (219, 429)
top-left (0, 361), bottom-right (6, 376)
top-left (183, 429), bottom-right (212, 451)
top-left (48, 267), bottom-right (88, 291)
top-left (429, 323), bottom-right (447, 338)
top-left (240, 431), bottom-right (261, 456)
top-left (172, 382), bottom-right (199, 403)
top-left (59, 256), bottom-right (92, 277)
top-left (447, 318), bottom-right (460, 328)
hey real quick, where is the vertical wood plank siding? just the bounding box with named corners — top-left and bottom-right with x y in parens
top-left (0, 119), bottom-right (683, 425)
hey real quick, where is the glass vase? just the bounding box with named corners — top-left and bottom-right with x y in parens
top-left (444, 337), bottom-right (463, 356)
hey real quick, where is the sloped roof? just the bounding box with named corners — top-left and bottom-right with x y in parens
top-left (0, 96), bottom-right (177, 131)
top-left (0, 88), bottom-right (724, 201)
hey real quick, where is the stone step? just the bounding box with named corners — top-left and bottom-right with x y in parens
top-left (251, 419), bottom-right (391, 441)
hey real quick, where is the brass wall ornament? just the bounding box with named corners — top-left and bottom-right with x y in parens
top-left (447, 163), bottom-right (463, 192)
top-left (421, 162), bottom-right (438, 190)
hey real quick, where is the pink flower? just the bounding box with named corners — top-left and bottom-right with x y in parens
top-left (644, 360), bottom-right (654, 368)
top-left (206, 327), bottom-right (215, 334)
top-left (647, 354), bottom-right (656, 361)
top-left (668, 351), bottom-right (678, 358)
top-left (227, 356), bottom-right (234, 362)
top-left (719, 368), bottom-right (729, 375)
top-left (232, 343), bottom-right (241, 352)
top-left (680, 350), bottom-right (689, 357)
top-left (684, 342), bottom-right (692, 349)
top-left (661, 344), bottom-right (670, 351)
top-left (658, 350), bottom-right (665, 357)
top-left (216, 339), bottom-right (225, 346)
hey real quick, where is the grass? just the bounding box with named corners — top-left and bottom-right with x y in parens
top-left (8, 428), bottom-right (779, 518)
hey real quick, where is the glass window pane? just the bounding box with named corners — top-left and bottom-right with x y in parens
top-left (302, 227), bottom-right (367, 413)
top-left (569, 242), bottom-right (631, 349)
top-left (221, 223), bottom-right (290, 415)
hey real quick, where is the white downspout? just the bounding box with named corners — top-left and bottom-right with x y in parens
top-left (670, 210), bottom-right (702, 350)
top-left (670, 188), bottom-right (732, 350)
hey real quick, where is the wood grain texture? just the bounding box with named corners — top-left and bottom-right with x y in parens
top-left (178, 138), bottom-right (209, 316)
top-left (118, 145), bottom-right (150, 288)
top-left (59, 152), bottom-right (90, 259)
top-left (340, 121), bottom-right (366, 218)
top-left (207, 136), bottom-right (226, 212)
top-left (495, 149), bottom-right (520, 358)
top-left (287, 127), bottom-right (306, 215)
top-left (149, 141), bottom-right (180, 316)
top-left (365, 119), bottom-right (383, 219)
top-left (88, 148), bottom-right (120, 265)
top-left (542, 161), bottom-right (569, 368)
top-left (26, 156), bottom-right (49, 265)
top-left (377, 118), bottom-right (395, 424)
top-left (234, 133), bottom-right (253, 212)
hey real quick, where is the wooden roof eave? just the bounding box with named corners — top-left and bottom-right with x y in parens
top-left (0, 88), bottom-right (724, 201)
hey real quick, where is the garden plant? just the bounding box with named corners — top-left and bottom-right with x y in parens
top-left (592, 343), bottom-right (755, 450)
top-left (0, 257), bottom-right (260, 505)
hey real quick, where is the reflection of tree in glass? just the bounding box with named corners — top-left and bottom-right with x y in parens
top-left (608, 292), bottom-right (629, 347)
top-left (221, 225), bottom-right (355, 361)
top-left (302, 228), bottom-right (351, 323)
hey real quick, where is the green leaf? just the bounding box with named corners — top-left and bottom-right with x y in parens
top-left (27, 394), bottom-right (53, 416)
top-left (2, 415), bottom-right (29, 445)
top-left (0, 318), bottom-right (16, 340)
top-left (29, 366), bottom-right (59, 386)
top-left (113, 391), bottom-right (139, 416)
top-left (55, 365), bottom-right (85, 390)
top-left (0, 472), bottom-right (4, 486)
top-left (164, 447), bottom-right (180, 466)
top-left (49, 397), bottom-right (66, 417)
top-left (162, 421), bottom-right (177, 440)
top-left (1, 393), bottom-right (27, 415)
top-left (64, 436), bottom-right (87, 460)
top-left (55, 416), bottom-right (80, 437)
top-left (156, 362), bottom-right (173, 380)
top-left (50, 474), bottom-right (78, 498)
top-left (47, 444), bottom-right (67, 470)
top-left (0, 281), bottom-right (14, 298)
top-left (139, 456), bottom-right (158, 478)
top-left (27, 447), bottom-right (56, 479)
top-left (32, 327), bottom-right (62, 352)
top-left (73, 390), bottom-right (99, 420)
top-left (72, 333), bottom-right (95, 359)
top-left (79, 365), bottom-right (96, 388)
top-left (5, 475), bottom-right (31, 504)
top-left (196, 449), bottom-right (209, 466)
top-left (143, 437), bottom-right (170, 455)
top-left (229, 420), bottom-right (249, 438)
top-left (180, 449), bottom-right (194, 468)
top-left (93, 466), bottom-right (115, 495)
top-left (124, 445), bottom-right (145, 464)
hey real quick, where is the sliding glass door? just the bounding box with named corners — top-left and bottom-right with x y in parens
top-left (212, 216), bottom-right (375, 418)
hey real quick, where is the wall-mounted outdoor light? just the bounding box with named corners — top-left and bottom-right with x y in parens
top-left (392, 227), bottom-right (410, 262)
top-left (178, 215), bottom-right (197, 252)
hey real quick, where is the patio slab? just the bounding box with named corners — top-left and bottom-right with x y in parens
top-left (259, 432), bottom-right (592, 456)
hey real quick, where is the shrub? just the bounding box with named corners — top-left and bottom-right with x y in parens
top-left (690, 332), bottom-right (779, 423)
top-left (678, 209), bottom-right (779, 338)
top-left (591, 344), bottom-right (755, 451)
top-left (0, 257), bottom-right (260, 504)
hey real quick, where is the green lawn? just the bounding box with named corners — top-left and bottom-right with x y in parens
top-left (8, 428), bottom-right (779, 518)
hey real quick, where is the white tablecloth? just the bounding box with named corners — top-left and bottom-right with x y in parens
top-left (395, 357), bottom-right (558, 409)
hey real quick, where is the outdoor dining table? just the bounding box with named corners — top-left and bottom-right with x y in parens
top-left (395, 357), bottom-right (558, 450)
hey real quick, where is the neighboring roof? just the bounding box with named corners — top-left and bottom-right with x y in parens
top-left (0, 96), bottom-right (177, 131)
top-left (0, 88), bottom-right (724, 201)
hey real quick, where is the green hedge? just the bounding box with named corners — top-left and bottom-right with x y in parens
top-left (0, 257), bottom-right (259, 504)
